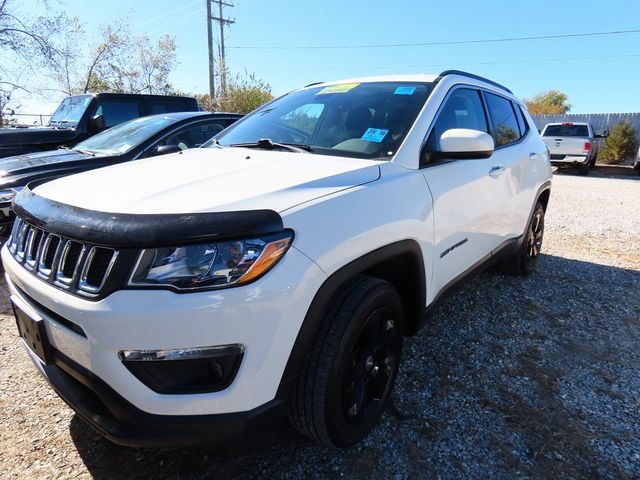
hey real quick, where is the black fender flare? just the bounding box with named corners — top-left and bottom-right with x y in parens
top-left (276, 239), bottom-right (426, 397)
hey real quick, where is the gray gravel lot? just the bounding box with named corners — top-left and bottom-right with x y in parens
top-left (1, 171), bottom-right (639, 479)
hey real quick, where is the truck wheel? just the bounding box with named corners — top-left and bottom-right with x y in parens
top-left (578, 163), bottom-right (590, 175)
top-left (499, 202), bottom-right (545, 276)
top-left (289, 275), bottom-right (404, 447)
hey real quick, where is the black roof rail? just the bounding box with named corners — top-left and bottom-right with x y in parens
top-left (435, 70), bottom-right (513, 95)
top-left (304, 81), bottom-right (324, 88)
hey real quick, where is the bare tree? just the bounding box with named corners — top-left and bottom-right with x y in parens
top-left (57, 22), bottom-right (178, 95)
top-left (0, 0), bottom-right (68, 121)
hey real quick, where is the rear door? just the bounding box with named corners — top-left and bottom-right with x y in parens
top-left (481, 91), bottom-right (529, 240)
top-left (421, 87), bottom-right (505, 295)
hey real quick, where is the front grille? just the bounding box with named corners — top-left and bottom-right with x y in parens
top-left (8, 217), bottom-right (118, 297)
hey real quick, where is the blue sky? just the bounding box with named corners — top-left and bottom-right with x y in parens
top-left (16, 0), bottom-right (640, 114)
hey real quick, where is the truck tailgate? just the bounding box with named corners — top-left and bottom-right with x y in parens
top-left (543, 136), bottom-right (588, 155)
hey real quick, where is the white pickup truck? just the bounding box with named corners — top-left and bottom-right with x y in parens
top-left (541, 122), bottom-right (607, 175)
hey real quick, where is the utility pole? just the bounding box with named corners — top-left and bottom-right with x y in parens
top-left (206, 0), bottom-right (216, 99)
top-left (210, 0), bottom-right (234, 96)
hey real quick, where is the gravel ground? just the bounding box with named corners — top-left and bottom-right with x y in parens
top-left (1, 171), bottom-right (639, 479)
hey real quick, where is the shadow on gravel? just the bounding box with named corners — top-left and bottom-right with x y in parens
top-left (69, 254), bottom-right (640, 480)
top-left (554, 166), bottom-right (639, 180)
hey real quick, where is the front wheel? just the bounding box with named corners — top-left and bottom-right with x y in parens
top-left (499, 202), bottom-right (545, 276)
top-left (289, 275), bottom-right (404, 447)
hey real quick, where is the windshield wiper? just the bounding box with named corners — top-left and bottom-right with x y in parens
top-left (229, 138), bottom-right (312, 153)
top-left (72, 148), bottom-right (96, 156)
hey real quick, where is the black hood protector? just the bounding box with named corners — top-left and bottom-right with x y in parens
top-left (12, 182), bottom-right (284, 248)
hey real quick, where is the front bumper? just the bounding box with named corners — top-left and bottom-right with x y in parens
top-left (3, 243), bottom-right (325, 436)
top-left (30, 347), bottom-right (287, 447)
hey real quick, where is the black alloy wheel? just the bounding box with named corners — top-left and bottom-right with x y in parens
top-left (340, 306), bottom-right (401, 423)
top-left (526, 209), bottom-right (544, 267)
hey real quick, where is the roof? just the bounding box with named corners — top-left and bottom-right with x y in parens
top-left (137, 111), bottom-right (243, 121)
top-left (302, 71), bottom-right (514, 97)
top-left (306, 74), bottom-right (440, 88)
top-left (83, 92), bottom-right (197, 101)
top-left (544, 121), bottom-right (590, 126)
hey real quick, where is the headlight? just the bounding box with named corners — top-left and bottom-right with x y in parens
top-left (129, 231), bottom-right (293, 291)
top-left (0, 187), bottom-right (24, 203)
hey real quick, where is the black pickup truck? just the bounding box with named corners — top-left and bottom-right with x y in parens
top-left (0, 93), bottom-right (199, 158)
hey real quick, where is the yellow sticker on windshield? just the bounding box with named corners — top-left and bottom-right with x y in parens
top-left (317, 83), bottom-right (360, 94)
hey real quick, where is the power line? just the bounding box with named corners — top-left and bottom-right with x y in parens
top-left (136, 1), bottom-right (201, 29)
top-left (228, 28), bottom-right (640, 50)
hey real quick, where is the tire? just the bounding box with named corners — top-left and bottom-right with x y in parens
top-left (578, 162), bottom-right (589, 175)
top-left (289, 275), bottom-right (404, 448)
top-left (499, 202), bottom-right (545, 276)
top-left (590, 153), bottom-right (597, 168)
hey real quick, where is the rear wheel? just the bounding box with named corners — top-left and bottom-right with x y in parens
top-left (578, 162), bottom-right (590, 175)
top-left (289, 275), bottom-right (404, 447)
top-left (499, 202), bottom-right (545, 276)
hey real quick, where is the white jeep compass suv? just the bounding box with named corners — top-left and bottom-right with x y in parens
top-left (3, 71), bottom-right (552, 448)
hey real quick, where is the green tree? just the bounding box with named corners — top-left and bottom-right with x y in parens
top-left (524, 90), bottom-right (571, 115)
top-left (196, 72), bottom-right (273, 114)
top-left (599, 121), bottom-right (638, 164)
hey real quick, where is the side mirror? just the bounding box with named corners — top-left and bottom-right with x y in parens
top-left (154, 144), bottom-right (182, 156)
top-left (602, 129), bottom-right (609, 138)
top-left (430, 128), bottom-right (495, 161)
top-left (89, 114), bottom-right (105, 131)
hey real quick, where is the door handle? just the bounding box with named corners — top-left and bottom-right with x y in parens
top-left (529, 152), bottom-right (537, 161)
top-left (489, 166), bottom-right (505, 178)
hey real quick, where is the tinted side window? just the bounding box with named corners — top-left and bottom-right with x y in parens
top-left (513, 103), bottom-right (529, 137)
top-left (150, 100), bottom-right (193, 115)
top-left (427, 88), bottom-right (488, 151)
top-left (160, 120), bottom-right (233, 150)
top-left (484, 92), bottom-right (520, 147)
top-left (95, 101), bottom-right (140, 128)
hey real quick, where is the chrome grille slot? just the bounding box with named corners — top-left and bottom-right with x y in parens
top-left (55, 240), bottom-right (85, 286)
top-left (14, 221), bottom-right (30, 261)
top-left (38, 234), bottom-right (61, 278)
top-left (8, 217), bottom-right (23, 253)
top-left (24, 227), bottom-right (43, 270)
top-left (8, 217), bottom-right (121, 298)
top-left (79, 247), bottom-right (117, 293)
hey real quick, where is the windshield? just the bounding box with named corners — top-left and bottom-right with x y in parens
top-left (212, 82), bottom-right (433, 159)
top-left (543, 125), bottom-right (589, 137)
top-left (74, 115), bottom-right (176, 155)
top-left (49, 96), bottom-right (92, 126)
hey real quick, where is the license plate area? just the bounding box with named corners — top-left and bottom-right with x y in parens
top-left (13, 300), bottom-right (53, 365)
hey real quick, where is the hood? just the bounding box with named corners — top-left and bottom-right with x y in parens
top-left (0, 149), bottom-right (96, 180)
top-left (33, 147), bottom-right (381, 214)
top-left (0, 125), bottom-right (77, 146)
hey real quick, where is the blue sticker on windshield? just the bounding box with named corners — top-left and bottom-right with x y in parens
top-left (394, 86), bottom-right (416, 95)
top-left (362, 128), bottom-right (389, 143)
